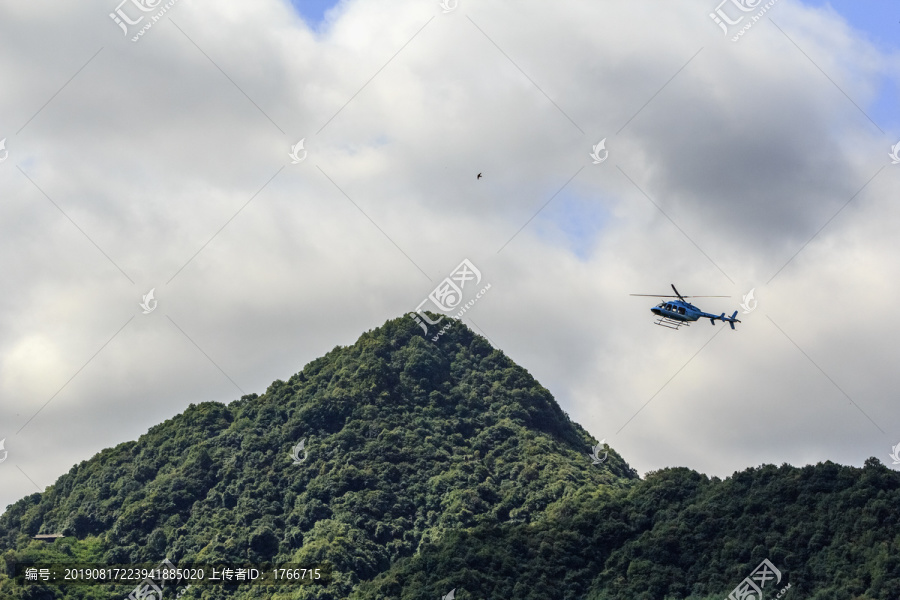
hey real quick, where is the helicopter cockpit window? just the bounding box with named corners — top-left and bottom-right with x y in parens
top-left (678, 307), bottom-right (685, 315)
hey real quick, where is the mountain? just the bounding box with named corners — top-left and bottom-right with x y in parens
top-left (1, 316), bottom-right (899, 600)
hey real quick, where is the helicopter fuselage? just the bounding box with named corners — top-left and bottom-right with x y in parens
top-left (650, 300), bottom-right (717, 323)
top-left (650, 300), bottom-right (706, 321)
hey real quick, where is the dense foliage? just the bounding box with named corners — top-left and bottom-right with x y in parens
top-left (355, 460), bottom-right (900, 600)
top-left (1, 316), bottom-right (897, 599)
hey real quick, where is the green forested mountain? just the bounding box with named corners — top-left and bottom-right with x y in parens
top-left (1, 316), bottom-right (898, 600)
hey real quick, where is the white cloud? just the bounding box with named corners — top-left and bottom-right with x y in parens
top-left (2, 0), bottom-right (899, 511)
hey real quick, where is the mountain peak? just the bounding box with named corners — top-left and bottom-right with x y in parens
top-left (0, 314), bottom-right (634, 596)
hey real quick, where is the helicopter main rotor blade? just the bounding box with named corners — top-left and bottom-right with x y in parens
top-left (630, 294), bottom-right (731, 298)
top-left (671, 284), bottom-right (686, 302)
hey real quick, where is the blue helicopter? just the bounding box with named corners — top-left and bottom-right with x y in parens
top-left (631, 284), bottom-right (741, 330)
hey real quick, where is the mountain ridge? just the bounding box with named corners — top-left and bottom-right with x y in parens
top-left (1, 315), bottom-right (898, 600)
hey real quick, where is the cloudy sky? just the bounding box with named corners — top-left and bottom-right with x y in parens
top-left (1, 0), bottom-right (899, 512)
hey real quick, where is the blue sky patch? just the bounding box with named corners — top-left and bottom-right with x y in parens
top-left (536, 188), bottom-right (611, 260)
top-left (799, 0), bottom-right (900, 134)
top-left (290, 0), bottom-right (341, 27)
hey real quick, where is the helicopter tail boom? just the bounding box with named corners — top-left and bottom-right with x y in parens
top-left (706, 310), bottom-right (741, 329)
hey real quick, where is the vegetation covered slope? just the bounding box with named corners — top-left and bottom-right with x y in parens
top-left (0, 316), bottom-right (635, 599)
top-left (1, 316), bottom-right (899, 599)
top-left (354, 460), bottom-right (900, 600)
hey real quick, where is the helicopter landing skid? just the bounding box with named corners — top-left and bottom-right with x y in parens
top-left (655, 316), bottom-right (689, 330)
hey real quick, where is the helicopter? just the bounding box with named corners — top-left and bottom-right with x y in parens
top-left (631, 284), bottom-right (741, 330)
